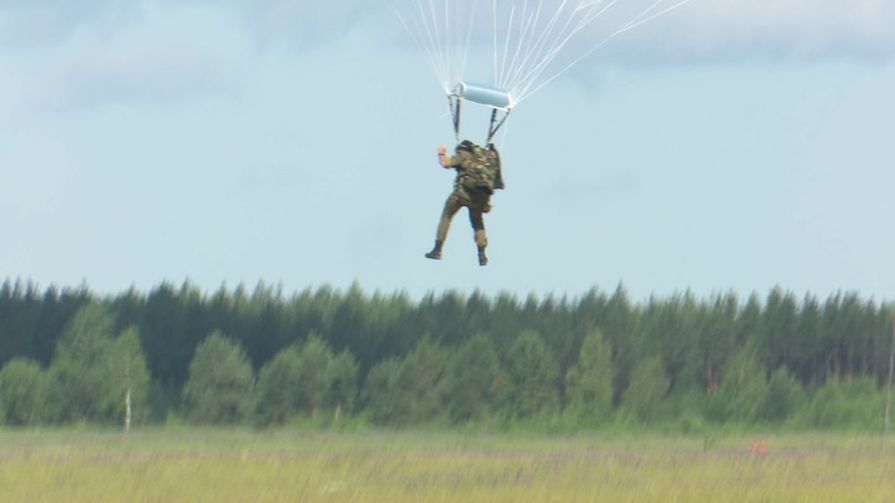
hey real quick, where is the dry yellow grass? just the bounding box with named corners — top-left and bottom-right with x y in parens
top-left (1, 429), bottom-right (893, 502)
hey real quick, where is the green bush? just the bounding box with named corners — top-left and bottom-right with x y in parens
top-left (760, 367), bottom-right (803, 422)
top-left (45, 304), bottom-right (148, 425)
top-left (0, 358), bottom-right (47, 426)
top-left (256, 345), bottom-right (303, 426)
top-left (256, 336), bottom-right (358, 426)
top-left (182, 332), bottom-right (255, 425)
top-left (796, 377), bottom-right (884, 429)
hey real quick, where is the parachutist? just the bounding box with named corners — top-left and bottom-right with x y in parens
top-left (425, 140), bottom-right (504, 266)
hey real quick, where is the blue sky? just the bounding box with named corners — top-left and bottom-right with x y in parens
top-left (1, 1), bottom-right (893, 302)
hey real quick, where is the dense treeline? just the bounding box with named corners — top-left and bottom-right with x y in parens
top-left (0, 277), bottom-right (892, 430)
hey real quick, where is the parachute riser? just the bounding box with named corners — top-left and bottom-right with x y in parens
top-left (448, 81), bottom-right (513, 145)
top-left (448, 95), bottom-right (462, 144)
top-left (487, 108), bottom-right (511, 144)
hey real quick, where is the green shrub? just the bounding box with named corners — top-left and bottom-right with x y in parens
top-left (0, 358), bottom-right (47, 426)
top-left (182, 332), bottom-right (255, 425)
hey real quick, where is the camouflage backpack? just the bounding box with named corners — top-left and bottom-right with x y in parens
top-left (460, 143), bottom-right (503, 195)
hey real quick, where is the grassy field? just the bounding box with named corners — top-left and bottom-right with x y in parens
top-left (1, 428), bottom-right (894, 502)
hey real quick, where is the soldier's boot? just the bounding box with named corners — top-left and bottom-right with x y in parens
top-left (425, 240), bottom-right (443, 260)
top-left (477, 246), bottom-right (488, 266)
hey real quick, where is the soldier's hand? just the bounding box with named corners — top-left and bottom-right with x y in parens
top-left (437, 145), bottom-right (447, 155)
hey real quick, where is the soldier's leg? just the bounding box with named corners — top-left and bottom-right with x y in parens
top-left (468, 204), bottom-right (488, 266)
top-left (426, 194), bottom-right (463, 260)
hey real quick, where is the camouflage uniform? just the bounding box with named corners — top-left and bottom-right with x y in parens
top-left (426, 143), bottom-right (503, 266)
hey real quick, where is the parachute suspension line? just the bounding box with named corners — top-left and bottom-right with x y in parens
top-left (504, 0), bottom-right (541, 92)
top-left (441, 0), bottom-right (456, 85)
top-left (514, 0), bottom-right (620, 100)
top-left (459, 0), bottom-right (481, 86)
top-left (437, 0), bottom-right (477, 94)
top-left (505, 0), bottom-right (547, 90)
top-left (427, 0), bottom-right (449, 86)
top-left (615, 0), bottom-right (692, 38)
top-left (626, 0), bottom-right (670, 26)
top-left (409, 0), bottom-right (448, 89)
top-left (517, 0), bottom-right (658, 100)
top-left (405, 0), bottom-right (474, 92)
top-left (449, 0), bottom-right (463, 86)
top-left (502, 0), bottom-right (574, 90)
top-left (516, 0), bottom-right (692, 103)
top-left (503, 0), bottom-right (531, 89)
top-left (396, 9), bottom-right (445, 90)
top-left (502, 0), bottom-right (572, 91)
top-left (505, 0), bottom-right (601, 94)
top-left (518, 0), bottom-right (625, 100)
top-left (497, 1), bottom-right (521, 89)
top-left (416, 0), bottom-right (439, 84)
top-left (499, 0), bottom-right (549, 91)
top-left (444, 0), bottom-right (454, 83)
top-left (498, 6), bottom-right (517, 92)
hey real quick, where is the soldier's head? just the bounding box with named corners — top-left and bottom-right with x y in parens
top-left (457, 139), bottom-right (476, 153)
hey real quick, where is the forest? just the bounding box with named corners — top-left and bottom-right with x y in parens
top-left (0, 277), bottom-right (892, 430)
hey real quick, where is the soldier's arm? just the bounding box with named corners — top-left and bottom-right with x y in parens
top-left (438, 147), bottom-right (465, 169)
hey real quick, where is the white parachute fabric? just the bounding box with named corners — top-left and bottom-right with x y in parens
top-left (397, 0), bottom-right (691, 108)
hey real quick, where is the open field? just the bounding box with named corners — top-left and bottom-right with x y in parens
top-left (1, 429), bottom-right (894, 502)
